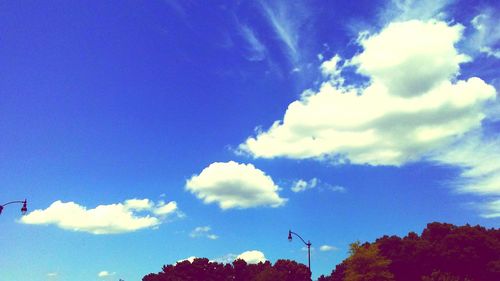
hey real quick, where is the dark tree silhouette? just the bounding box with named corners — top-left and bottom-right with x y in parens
top-left (320, 222), bottom-right (500, 281)
top-left (143, 258), bottom-right (311, 281)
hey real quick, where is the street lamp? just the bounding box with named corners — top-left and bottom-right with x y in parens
top-left (288, 229), bottom-right (312, 275)
top-left (0, 199), bottom-right (28, 215)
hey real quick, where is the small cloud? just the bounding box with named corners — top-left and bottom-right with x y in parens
top-left (47, 272), bottom-right (58, 277)
top-left (190, 226), bottom-right (219, 240)
top-left (207, 234), bottom-right (219, 240)
top-left (291, 178), bottom-right (318, 192)
top-left (98, 271), bottom-right (115, 278)
top-left (291, 178), bottom-right (345, 193)
top-left (319, 245), bottom-right (338, 252)
top-left (328, 185), bottom-right (347, 193)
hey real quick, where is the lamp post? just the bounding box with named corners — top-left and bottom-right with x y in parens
top-left (0, 199), bottom-right (28, 215)
top-left (288, 229), bottom-right (312, 275)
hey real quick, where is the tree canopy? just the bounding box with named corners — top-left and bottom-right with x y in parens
top-left (143, 258), bottom-right (311, 281)
top-left (319, 222), bottom-right (500, 281)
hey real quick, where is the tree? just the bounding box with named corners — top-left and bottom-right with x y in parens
top-left (343, 242), bottom-right (394, 281)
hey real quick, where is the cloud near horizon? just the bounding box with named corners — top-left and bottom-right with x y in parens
top-left (178, 250), bottom-right (266, 265)
top-left (186, 161), bottom-right (286, 209)
top-left (98, 271), bottom-right (115, 278)
top-left (21, 198), bottom-right (182, 234)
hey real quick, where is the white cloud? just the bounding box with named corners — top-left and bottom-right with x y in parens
top-left (186, 161), bottom-right (286, 209)
top-left (319, 245), bottom-right (338, 252)
top-left (291, 178), bottom-right (318, 192)
top-left (190, 226), bottom-right (219, 240)
top-left (236, 250), bottom-right (267, 264)
top-left (98, 271), bottom-right (115, 278)
top-left (239, 20), bottom-right (496, 166)
top-left (47, 272), bottom-right (58, 277)
top-left (353, 20), bottom-right (470, 97)
top-left (21, 198), bottom-right (181, 234)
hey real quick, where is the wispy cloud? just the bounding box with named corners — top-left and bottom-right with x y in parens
top-left (379, 0), bottom-right (454, 23)
top-left (239, 24), bottom-right (267, 61)
top-left (189, 226), bottom-right (219, 240)
top-left (468, 9), bottom-right (500, 59)
top-left (259, 1), bottom-right (304, 64)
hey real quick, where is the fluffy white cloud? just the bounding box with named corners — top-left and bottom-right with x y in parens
top-left (190, 226), bottom-right (218, 240)
top-left (21, 198), bottom-right (181, 234)
top-left (236, 250), bottom-right (267, 264)
top-left (240, 20), bottom-right (496, 166)
top-left (186, 161), bottom-right (286, 209)
top-left (47, 272), bottom-right (58, 277)
top-left (291, 178), bottom-right (318, 192)
top-left (319, 245), bottom-right (338, 252)
top-left (98, 271), bottom-right (115, 278)
top-left (353, 20), bottom-right (470, 97)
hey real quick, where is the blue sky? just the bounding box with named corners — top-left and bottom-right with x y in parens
top-left (1, 0), bottom-right (500, 280)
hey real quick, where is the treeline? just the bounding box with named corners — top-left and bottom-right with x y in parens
top-left (319, 222), bottom-right (500, 281)
top-left (143, 258), bottom-right (311, 281)
top-left (143, 222), bottom-right (500, 281)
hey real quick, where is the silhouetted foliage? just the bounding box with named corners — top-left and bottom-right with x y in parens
top-left (321, 222), bottom-right (500, 281)
top-left (143, 258), bottom-right (311, 281)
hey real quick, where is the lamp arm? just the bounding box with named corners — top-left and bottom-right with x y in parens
top-left (1, 200), bottom-right (26, 207)
top-left (290, 231), bottom-right (310, 246)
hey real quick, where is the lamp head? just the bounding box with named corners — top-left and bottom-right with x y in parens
top-left (0, 205), bottom-right (3, 215)
top-left (21, 199), bottom-right (27, 215)
top-left (288, 230), bottom-right (292, 241)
